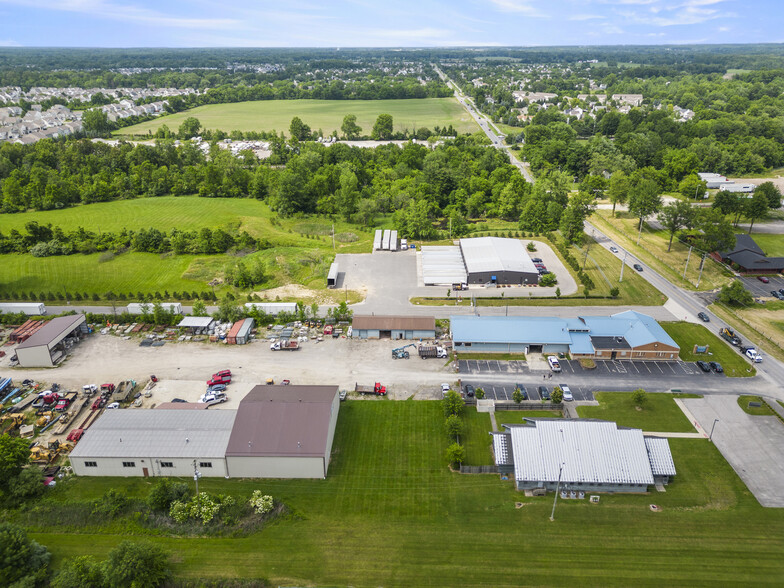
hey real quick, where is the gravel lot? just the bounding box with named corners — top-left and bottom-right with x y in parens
top-left (6, 332), bottom-right (456, 401)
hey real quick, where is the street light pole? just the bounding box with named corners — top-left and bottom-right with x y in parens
top-left (709, 418), bottom-right (720, 442)
top-left (192, 459), bottom-right (201, 495)
top-left (619, 251), bottom-right (627, 283)
top-left (696, 254), bottom-right (706, 288)
top-left (550, 462), bottom-right (565, 522)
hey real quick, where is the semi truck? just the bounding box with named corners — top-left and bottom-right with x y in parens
top-left (270, 340), bottom-right (300, 351)
top-left (418, 346), bottom-right (448, 359)
top-left (0, 303), bottom-right (46, 315)
top-left (355, 382), bottom-right (387, 396)
top-left (126, 302), bottom-right (183, 315)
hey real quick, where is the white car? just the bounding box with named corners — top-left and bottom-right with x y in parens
top-left (745, 348), bottom-right (763, 363)
top-left (441, 383), bottom-right (451, 395)
top-left (560, 384), bottom-right (573, 402)
top-left (106, 402), bottom-right (120, 409)
top-left (199, 392), bottom-right (228, 406)
top-left (609, 246), bottom-right (619, 253)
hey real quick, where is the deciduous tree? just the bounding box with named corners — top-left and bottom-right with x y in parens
top-left (744, 190), bottom-right (770, 233)
top-left (371, 114), bottom-right (394, 140)
top-left (341, 114), bottom-right (362, 139)
top-left (102, 541), bottom-right (171, 588)
top-left (658, 200), bottom-right (696, 251)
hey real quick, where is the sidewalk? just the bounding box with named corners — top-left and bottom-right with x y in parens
top-left (674, 397), bottom-right (710, 438)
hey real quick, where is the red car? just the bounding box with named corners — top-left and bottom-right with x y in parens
top-left (758, 276), bottom-right (770, 283)
top-left (213, 370), bottom-right (232, 378)
top-left (207, 375), bottom-right (231, 386)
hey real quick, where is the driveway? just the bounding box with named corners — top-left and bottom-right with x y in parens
top-left (683, 395), bottom-right (784, 507)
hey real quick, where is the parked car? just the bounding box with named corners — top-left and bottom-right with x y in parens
top-left (464, 384), bottom-right (475, 398)
top-left (609, 246), bottom-right (619, 253)
top-left (708, 361), bottom-right (724, 373)
top-left (697, 312), bottom-right (710, 322)
top-left (213, 370), bottom-right (232, 378)
top-left (538, 386), bottom-right (551, 400)
top-left (207, 375), bottom-right (231, 386)
top-left (339, 390), bottom-right (347, 402)
top-left (531, 258), bottom-right (543, 263)
top-left (771, 291), bottom-right (783, 300)
top-left (696, 360), bottom-right (711, 373)
top-left (207, 384), bottom-right (227, 393)
top-left (106, 402), bottom-right (120, 409)
top-left (778, 288), bottom-right (784, 297)
top-left (547, 356), bottom-right (562, 372)
top-left (515, 384), bottom-right (528, 400)
top-left (441, 383), bottom-right (451, 395)
top-left (171, 398), bottom-right (188, 403)
top-left (199, 392), bottom-right (227, 406)
top-left (560, 384), bottom-right (573, 401)
top-left (758, 276), bottom-right (770, 283)
top-left (633, 264), bottom-right (643, 272)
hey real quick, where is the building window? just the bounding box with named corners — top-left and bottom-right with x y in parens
top-left (199, 462), bottom-right (212, 468)
top-left (122, 461), bottom-right (135, 468)
top-left (596, 351), bottom-right (602, 356)
top-left (464, 342), bottom-right (471, 347)
top-left (84, 461), bottom-right (97, 468)
top-left (160, 462), bottom-right (173, 468)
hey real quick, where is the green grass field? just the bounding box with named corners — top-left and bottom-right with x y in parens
top-left (661, 321), bottom-right (756, 377)
top-left (749, 233), bottom-right (784, 257)
top-left (116, 98), bottom-right (479, 137)
top-left (577, 392), bottom-right (697, 432)
top-left (25, 401), bottom-right (784, 586)
top-left (737, 395), bottom-right (775, 416)
top-left (0, 197), bottom-right (377, 299)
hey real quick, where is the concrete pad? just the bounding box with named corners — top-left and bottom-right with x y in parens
top-left (683, 395), bottom-right (784, 507)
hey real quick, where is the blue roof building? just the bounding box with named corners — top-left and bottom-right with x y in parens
top-left (451, 311), bottom-right (679, 360)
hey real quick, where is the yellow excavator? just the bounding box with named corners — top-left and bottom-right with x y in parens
top-left (0, 413), bottom-right (25, 434)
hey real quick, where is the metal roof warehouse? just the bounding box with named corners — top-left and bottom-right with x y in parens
top-left (459, 237), bottom-right (539, 285)
top-left (451, 311), bottom-right (679, 360)
top-left (14, 314), bottom-right (88, 368)
top-left (492, 419), bottom-right (675, 493)
top-left (351, 315), bottom-right (436, 340)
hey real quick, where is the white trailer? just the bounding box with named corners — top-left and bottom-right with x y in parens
top-left (390, 230), bottom-right (398, 251)
top-left (373, 229), bottom-right (383, 251)
top-left (0, 302), bottom-right (46, 315)
top-left (245, 302), bottom-right (298, 316)
top-left (126, 302), bottom-right (183, 315)
top-left (382, 229), bottom-right (391, 250)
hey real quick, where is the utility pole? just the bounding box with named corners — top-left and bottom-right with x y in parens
top-left (619, 251), bottom-right (627, 283)
top-left (696, 254), bottom-right (706, 288)
top-left (683, 246), bottom-right (692, 279)
top-left (709, 418), bottom-right (720, 442)
top-left (192, 460), bottom-right (201, 495)
top-left (550, 462), bottom-right (565, 522)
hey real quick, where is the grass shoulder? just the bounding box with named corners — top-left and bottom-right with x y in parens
top-left (576, 391), bottom-right (698, 432)
top-left (737, 395), bottom-right (775, 416)
top-left (661, 321), bottom-right (756, 377)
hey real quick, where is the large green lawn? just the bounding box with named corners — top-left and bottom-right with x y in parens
top-left (0, 197), bottom-right (376, 298)
top-left (577, 392), bottom-right (698, 432)
top-left (661, 321), bottom-right (756, 377)
top-left (116, 98), bottom-right (479, 137)
top-left (25, 401), bottom-right (784, 586)
top-left (750, 233), bottom-right (784, 257)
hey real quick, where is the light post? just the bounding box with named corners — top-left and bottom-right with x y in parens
top-left (619, 251), bottom-right (627, 283)
top-left (709, 418), bottom-right (720, 442)
top-left (192, 460), bottom-right (202, 494)
top-left (550, 462), bottom-right (565, 522)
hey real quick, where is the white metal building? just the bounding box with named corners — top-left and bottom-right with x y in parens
top-left (421, 246), bottom-right (467, 286)
top-left (492, 419), bottom-right (675, 493)
top-left (245, 302), bottom-right (298, 316)
top-left (70, 409), bottom-right (237, 477)
top-left (14, 314), bottom-right (88, 368)
top-left (459, 237), bottom-right (539, 285)
top-left (225, 385), bottom-right (340, 479)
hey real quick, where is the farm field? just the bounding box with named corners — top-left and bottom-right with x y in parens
top-left (115, 98), bottom-right (480, 137)
top-left (24, 401), bottom-right (784, 586)
top-left (592, 210), bottom-right (732, 291)
top-left (661, 321), bottom-right (756, 377)
top-left (576, 391), bottom-right (698, 432)
top-left (0, 197), bottom-right (379, 299)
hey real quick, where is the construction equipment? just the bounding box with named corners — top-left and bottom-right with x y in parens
top-left (355, 382), bottom-right (387, 396)
top-left (270, 340), bottom-right (300, 351)
top-left (391, 344), bottom-right (416, 359)
top-left (40, 414), bottom-right (62, 434)
top-left (36, 411), bottom-right (54, 428)
top-left (30, 445), bottom-right (52, 464)
top-left (0, 413), bottom-right (25, 433)
top-left (719, 327), bottom-right (742, 347)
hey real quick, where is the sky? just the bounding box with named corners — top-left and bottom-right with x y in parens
top-left (0, 0), bottom-right (781, 48)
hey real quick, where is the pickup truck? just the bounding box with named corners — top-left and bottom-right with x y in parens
top-left (740, 346), bottom-right (763, 363)
top-left (355, 382), bottom-right (387, 396)
top-left (270, 340), bottom-right (300, 351)
top-left (54, 392), bottom-right (77, 412)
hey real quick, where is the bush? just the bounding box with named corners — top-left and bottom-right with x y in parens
top-left (91, 488), bottom-right (130, 518)
top-left (103, 541), bottom-right (171, 588)
top-left (632, 389), bottom-right (648, 407)
top-left (446, 443), bottom-right (465, 466)
top-left (249, 491), bottom-right (274, 515)
top-left (148, 478), bottom-right (190, 512)
top-left (551, 387), bottom-right (563, 404)
top-left (444, 414), bottom-right (464, 438)
top-left (475, 387), bottom-right (485, 399)
top-left (539, 273), bottom-right (557, 287)
top-left (170, 492), bottom-right (234, 524)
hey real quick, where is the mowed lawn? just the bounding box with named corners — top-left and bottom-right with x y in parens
top-left (116, 98), bottom-right (479, 137)
top-left (577, 392), bottom-right (697, 432)
top-left (30, 401), bottom-right (784, 586)
top-left (750, 233), bottom-right (784, 257)
top-left (661, 321), bottom-right (755, 377)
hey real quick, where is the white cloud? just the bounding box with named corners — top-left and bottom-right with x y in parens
top-left (569, 14), bottom-right (606, 21)
top-left (486, 0), bottom-right (545, 17)
top-left (0, 38), bottom-right (21, 46)
top-left (0, 0), bottom-right (239, 29)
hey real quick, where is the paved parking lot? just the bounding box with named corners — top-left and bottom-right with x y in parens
top-left (683, 395), bottom-right (784, 508)
top-left (458, 358), bottom-right (719, 379)
top-left (461, 380), bottom-right (595, 402)
top-left (741, 275), bottom-right (784, 299)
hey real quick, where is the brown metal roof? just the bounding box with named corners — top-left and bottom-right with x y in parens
top-left (352, 315), bottom-right (435, 331)
top-left (15, 314), bottom-right (85, 349)
top-left (155, 402), bottom-right (210, 410)
top-left (226, 385), bottom-right (339, 457)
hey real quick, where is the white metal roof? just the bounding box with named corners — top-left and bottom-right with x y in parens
top-left (506, 420), bottom-right (656, 486)
top-left (245, 302), bottom-right (298, 315)
top-left (373, 229), bottom-right (383, 250)
top-left (70, 410), bottom-right (237, 459)
top-left (421, 246), bottom-right (467, 285)
top-left (459, 237), bottom-right (538, 275)
top-left (644, 437), bottom-right (677, 477)
top-left (177, 316), bottom-right (215, 328)
top-left (492, 433), bottom-right (512, 466)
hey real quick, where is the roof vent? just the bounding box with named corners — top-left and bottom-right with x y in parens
top-left (297, 441), bottom-right (301, 448)
top-left (186, 437), bottom-right (189, 443)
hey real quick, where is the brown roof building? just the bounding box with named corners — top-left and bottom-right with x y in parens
top-left (225, 385), bottom-right (340, 478)
top-left (351, 315), bottom-right (436, 340)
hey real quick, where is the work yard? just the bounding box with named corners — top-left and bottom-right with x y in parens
top-left (23, 401), bottom-right (784, 586)
top-left (116, 98), bottom-right (479, 137)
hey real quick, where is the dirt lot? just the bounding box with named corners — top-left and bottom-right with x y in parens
top-left (4, 332), bottom-right (456, 401)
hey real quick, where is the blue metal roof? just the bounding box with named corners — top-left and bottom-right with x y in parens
top-left (450, 316), bottom-right (572, 345)
top-left (611, 310), bottom-right (679, 349)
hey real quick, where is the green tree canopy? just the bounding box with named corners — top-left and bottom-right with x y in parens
top-left (52, 555), bottom-right (105, 588)
top-left (444, 414), bottom-right (464, 438)
top-left (717, 280), bottom-right (753, 307)
top-left (289, 116), bottom-right (312, 142)
top-left (371, 114), bottom-right (394, 140)
top-left (445, 442), bottom-right (465, 466)
top-left (0, 523), bottom-right (51, 586)
top-left (102, 541), bottom-right (171, 588)
top-left (754, 181), bottom-right (783, 209)
top-left (606, 170), bottom-right (630, 216)
top-left (442, 390), bottom-right (465, 418)
top-left (744, 190), bottom-right (770, 233)
top-left (657, 200), bottom-right (697, 252)
top-left (82, 109), bottom-right (113, 137)
top-left (628, 178), bottom-right (662, 230)
top-left (177, 117), bottom-right (202, 139)
top-left (341, 114), bottom-right (362, 139)
top-left (0, 434), bottom-right (30, 488)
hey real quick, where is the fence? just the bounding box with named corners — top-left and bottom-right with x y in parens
top-left (459, 465), bottom-right (499, 474)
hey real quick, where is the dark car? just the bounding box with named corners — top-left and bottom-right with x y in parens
top-left (697, 312), bottom-right (710, 322)
top-left (771, 291), bottom-right (783, 300)
top-left (758, 276), bottom-right (770, 283)
top-left (531, 258), bottom-right (543, 263)
top-left (633, 264), bottom-right (643, 272)
top-left (779, 289), bottom-right (784, 297)
top-left (538, 386), bottom-right (551, 400)
top-left (696, 360), bottom-right (711, 373)
top-left (464, 384), bottom-right (475, 398)
top-left (709, 361), bottom-right (724, 373)
top-left (171, 398), bottom-right (188, 403)
top-left (515, 384), bottom-right (528, 400)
